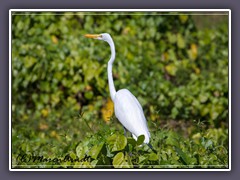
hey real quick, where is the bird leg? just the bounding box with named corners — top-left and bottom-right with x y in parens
top-left (147, 143), bottom-right (157, 154)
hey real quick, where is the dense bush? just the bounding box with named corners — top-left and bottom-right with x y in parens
top-left (11, 12), bottom-right (229, 168)
top-left (13, 127), bottom-right (228, 168)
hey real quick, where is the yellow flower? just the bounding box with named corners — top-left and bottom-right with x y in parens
top-left (101, 98), bottom-right (114, 122)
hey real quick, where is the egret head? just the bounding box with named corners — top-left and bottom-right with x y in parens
top-left (84, 33), bottom-right (112, 42)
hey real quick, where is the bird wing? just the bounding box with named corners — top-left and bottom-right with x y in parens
top-left (114, 89), bottom-right (150, 143)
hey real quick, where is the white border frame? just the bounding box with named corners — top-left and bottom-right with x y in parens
top-left (9, 9), bottom-right (231, 171)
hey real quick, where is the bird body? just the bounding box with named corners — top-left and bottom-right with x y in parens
top-left (85, 33), bottom-right (150, 144)
top-left (114, 89), bottom-right (150, 143)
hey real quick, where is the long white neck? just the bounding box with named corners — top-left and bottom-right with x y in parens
top-left (106, 38), bottom-right (117, 101)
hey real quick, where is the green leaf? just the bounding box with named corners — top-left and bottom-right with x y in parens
top-left (76, 143), bottom-right (89, 159)
top-left (166, 63), bottom-right (177, 76)
top-left (107, 134), bottom-right (127, 152)
top-left (127, 137), bottom-right (137, 146)
top-left (167, 32), bottom-right (176, 44)
top-left (113, 152), bottom-right (124, 168)
top-left (39, 81), bottom-right (50, 92)
top-left (90, 159), bottom-right (98, 168)
top-left (171, 107), bottom-right (179, 119)
top-left (139, 155), bottom-right (147, 163)
top-left (174, 100), bottom-right (183, 108)
top-left (179, 15), bottom-right (188, 24)
top-left (177, 33), bottom-right (185, 48)
top-left (84, 91), bottom-right (93, 100)
top-left (24, 56), bottom-right (37, 68)
top-left (88, 142), bottom-right (104, 159)
top-left (166, 131), bottom-right (179, 147)
top-left (136, 135), bottom-right (145, 145)
top-left (120, 161), bottom-right (131, 168)
top-left (53, 72), bottom-right (63, 81)
top-left (175, 147), bottom-right (190, 164)
top-left (199, 94), bottom-right (209, 103)
top-left (148, 152), bottom-right (158, 161)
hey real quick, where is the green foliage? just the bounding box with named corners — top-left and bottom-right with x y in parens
top-left (12, 12), bottom-right (228, 126)
top-left (107, 134), bottom-right (127, 152)
top-left (12, 127), bottom-right (228, 168)
top-left (11, 12), bottom-right (229, 169)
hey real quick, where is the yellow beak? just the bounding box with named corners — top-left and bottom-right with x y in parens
top-left (84, 34), bottom-right (102, 38)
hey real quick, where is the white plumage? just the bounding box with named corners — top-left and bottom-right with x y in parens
top-left (114, 89), bottom-right (150, 143)
top-left (85, 33), bottom-right (150, 144)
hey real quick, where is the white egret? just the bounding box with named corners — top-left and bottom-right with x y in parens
top-left (85, 33), bottom-right (151, 144)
